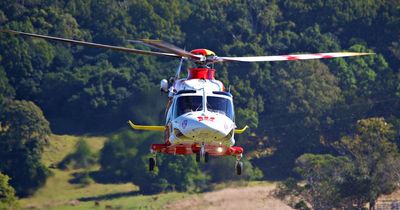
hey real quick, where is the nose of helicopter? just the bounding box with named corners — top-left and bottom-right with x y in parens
top-left (177, 112), bottom-right (234, 141)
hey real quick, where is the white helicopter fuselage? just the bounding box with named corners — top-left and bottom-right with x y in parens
top-left (164, 77), bottom-right (237, 156)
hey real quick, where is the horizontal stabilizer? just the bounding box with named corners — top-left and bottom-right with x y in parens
top-left (128, 120), bottom-right (165, 131)
top-left (235, 125), bottom-right (249, 134)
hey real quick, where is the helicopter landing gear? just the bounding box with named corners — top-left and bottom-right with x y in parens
top-left (149, 149), bottom-right (157, 171)
top-left (149, 157), bottom-right (156, 171)
top-left (200, 142), bottom-right (205, 158)
top-left (195, 143), bottom-right (209, 163)
top-left (235, 154), bottom-right (243, 175)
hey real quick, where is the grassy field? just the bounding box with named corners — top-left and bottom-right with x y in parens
top-left (19, 134), bottom-right (289, 210)
top-left (20, 135), bottom-right (192, 210)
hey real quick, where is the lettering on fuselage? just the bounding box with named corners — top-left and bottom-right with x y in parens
top-left (197, 116), bottom-right (215, 122)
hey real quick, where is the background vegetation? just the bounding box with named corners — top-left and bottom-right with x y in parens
top-left (0, 0), bottom-right (399, 209)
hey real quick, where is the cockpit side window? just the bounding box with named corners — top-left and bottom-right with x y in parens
top-left (206, 96), bottom-right (234, 119)
top-left (175, 95), bottom-right (203, 117)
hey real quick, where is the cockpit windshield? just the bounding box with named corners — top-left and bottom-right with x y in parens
top-left (174, 95), bottom-right (234, 120)
top-left (207, 96), bottom-right (234, 119)
top-left (175, 96), bottom-right (202, 117)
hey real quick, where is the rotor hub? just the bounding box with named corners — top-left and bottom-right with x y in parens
top-left (190, 49), bottom-right (216, 57)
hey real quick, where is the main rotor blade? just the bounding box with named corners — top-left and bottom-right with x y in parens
top-left (0, 29), bottom-right (181, 58)
top-left (139, 39), bottom-right (204, 61)
top-left (126, 39), bottom-right (163, 51)
top-left (217, 52), bottom-right (374, 63)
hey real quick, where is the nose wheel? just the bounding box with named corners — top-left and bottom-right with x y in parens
top-left (149, 157), bottom-right (156, 171)
top-left (149, 148), bottom-right (157, 171)
top-left (195, 143), bottom-right (209, 163)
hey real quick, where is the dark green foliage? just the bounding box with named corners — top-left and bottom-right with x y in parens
top-left (260, 60), bottom-right (342, 178)
top-left (0, 0), bottom-right (399, 200)
top-left (99, 129), bottom-right (265, 193)
top-left (278, 118), bottom-right (400, 209)
top-left (203, 157), bottom-right (263, 183)
top-left (69, 171), bottom-right (94, 187)
top-left (0, 100), bottom-right (51, 197)
top-left (58, 139), bottom-right (97, 170)
top-left (0, 67), bottom-right (15, 104)
top-left (99, 130), bottom-right (208, 194)
top-left (294, 200), bottom-right (310, 210)
top-left (0, 173), bottom-right (19, 210)
top-left (294, 154), bottom-right (353, 209)
top-left (0, 0), bottom-right (398, 137)
top-left (333, 118), bottom-right (400, 208)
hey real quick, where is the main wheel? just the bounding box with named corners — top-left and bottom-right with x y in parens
top-left (149, 157), bottom-right (156, 171)
top-left (236, 161), bottom-right (243, 175)
top-left (196, 152), bottom-right (200, 162)
top-left (204, 152), bottom-right (209, 163)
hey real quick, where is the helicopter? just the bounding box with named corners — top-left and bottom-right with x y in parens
top-left (0, 29), bottom-right (373, 175)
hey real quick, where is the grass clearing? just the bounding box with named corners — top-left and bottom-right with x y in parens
top-left (20, 134), bottom-right (192, 210)
top-left (41, 135), bottom-right (106, 166)
top-left (20, 134), bottom-right (283, 210)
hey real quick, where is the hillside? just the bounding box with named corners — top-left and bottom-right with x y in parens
top-left (20, 134), bottom-right (291, 210)
top-left (1, 1), bottom-right (399, 209)
top-left (18, 134), bottom-right (400, 209)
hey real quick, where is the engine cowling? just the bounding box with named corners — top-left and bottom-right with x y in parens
top-left (160, 79), bottom-right (168, 92)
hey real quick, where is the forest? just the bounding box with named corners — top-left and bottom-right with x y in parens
top-left (0, 0), bottom-right (399, 209)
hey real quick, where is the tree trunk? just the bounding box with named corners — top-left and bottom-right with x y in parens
top-left (369, 200), bottom-right (375, 210)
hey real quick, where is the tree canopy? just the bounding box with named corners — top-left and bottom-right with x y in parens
top-left (0, 0), bottom-right (399, 200)
top-left (0, 100), bottom-right (51, 197)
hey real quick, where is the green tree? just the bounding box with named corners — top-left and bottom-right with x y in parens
top-left (294, 154), bottom-right (353, 209)
top-left (333, 117), bottom-right (400, 208)
top-left (261, 60), bottom-right (342, 178)
top-left (0, 173), bottom-right (19, 210)
top-left (277, 118), bottom-right (400, 209)
top-left (0, 100), bottom-right (51, 197)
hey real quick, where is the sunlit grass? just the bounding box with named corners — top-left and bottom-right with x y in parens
top-left (20, 169), bottom-right (137, 209)
top-left (20, 134), bottom-right (276, 209)
top-left (20, 134), bottom-right (191, 210)
top-left (41, 135), bottom-right (107, 166)
top-left (43, 192), bottom-right (191, 210)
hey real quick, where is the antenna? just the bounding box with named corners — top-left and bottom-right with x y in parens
top-left (175, 57), bottom-right (184, 80)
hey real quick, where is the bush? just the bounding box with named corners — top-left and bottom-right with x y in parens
top-left (69, 171), bottom-right (94, 187)
top-left (0, 173), bottom-right (19, 210)
top-left (58, 139), bottom-right (97, 170)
